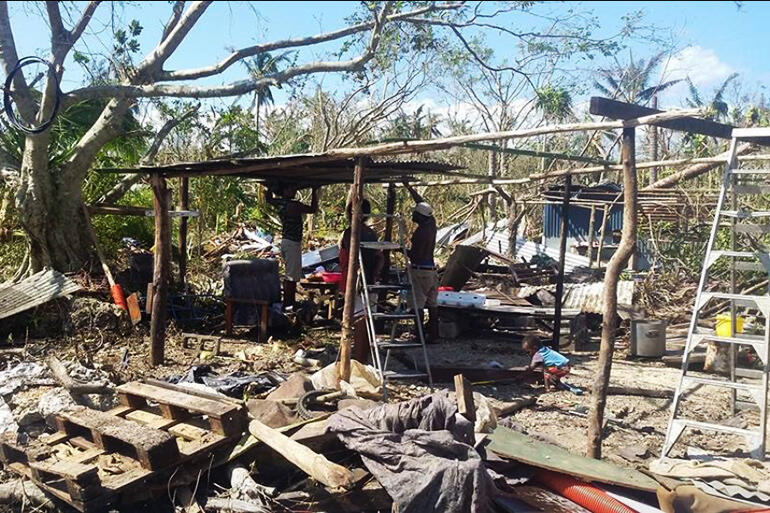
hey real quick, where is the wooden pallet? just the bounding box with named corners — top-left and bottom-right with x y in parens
top-left (0, 381), bottom-right (247, 512)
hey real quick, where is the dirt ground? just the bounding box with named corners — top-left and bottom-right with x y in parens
top-left (0, 321), bottom-right (759, 498)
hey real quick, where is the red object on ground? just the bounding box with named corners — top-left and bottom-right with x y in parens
top-left (110, 283), bottom-right (128, 311)
top-left (535, 470), bottom-right (637, 513)
top-left (438, 286), bottom-right (454, 291)
top-left (321, 272), bottom-right (343, 284)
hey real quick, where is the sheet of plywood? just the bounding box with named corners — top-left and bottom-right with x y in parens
top-left (487, 426), bottom-right (659, 492)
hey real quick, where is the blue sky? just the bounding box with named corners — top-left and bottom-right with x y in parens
top-left (6, 1), bottom-right (768, 113)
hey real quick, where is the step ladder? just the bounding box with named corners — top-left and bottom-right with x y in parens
top-left (356, 214), bottom-right (433, 397)
top-left (664, 132), bottom-right (770, 459)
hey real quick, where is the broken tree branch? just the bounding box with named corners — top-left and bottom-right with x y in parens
top-left (45, 356), bottom-right (113, 395)
top-left (97, 104), bottom-right (200, 205)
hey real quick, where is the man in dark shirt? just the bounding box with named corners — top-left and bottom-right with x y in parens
top-left (266, 183), bottom-right (319, 308)
top-left (403, 180), bottom-right (439, 341)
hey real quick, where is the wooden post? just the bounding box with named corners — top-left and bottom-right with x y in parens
top-left (339, 159), bottom-right (365, 382)
top-left (587, 127), bottom-right (637, 458)
top-left (595, 205), bottom-right (609, 268)
top-left (178, 177), bottom-right (189, 288)
top-left (382, 182), bottom-right (396, 278)
top-left (649, 95), bottom-right (659, 185)
top-left (587, 204), bottom-right (596, 266)
top-left (150, 174), bottom-right (171, 367)
top-left (552, 174), bottom-right (571, 349)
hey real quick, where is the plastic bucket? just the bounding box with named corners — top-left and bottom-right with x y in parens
top-left (715, 314), bottom-right (745, 337)
top-left (630, 319), bottom-right (666, 358)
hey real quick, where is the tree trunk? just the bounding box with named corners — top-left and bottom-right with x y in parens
top-left (586, 127), bottom-right (637, 459)
top-left (16, 138), bottom-right (92, 273)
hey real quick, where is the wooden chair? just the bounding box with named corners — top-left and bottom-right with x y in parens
top-left (224, 298), bottom-right (270, 341)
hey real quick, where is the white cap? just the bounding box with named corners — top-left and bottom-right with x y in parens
top-left (414, 202), bottom-right (433, 217)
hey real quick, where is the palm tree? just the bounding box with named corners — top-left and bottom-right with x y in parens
top-left (535, 85), bottom-right (574, 122)
top-left (684, 72), bottom-right (739, 121)
top-left (245, 52), bottom-right (289, 147)
top-left (593, 51), bottom-right (682, 106)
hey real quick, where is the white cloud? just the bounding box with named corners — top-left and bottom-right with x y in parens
top-left (664, 46), bottom-right (734, 87)
top-left (657, 46), bottom-right (736, 106)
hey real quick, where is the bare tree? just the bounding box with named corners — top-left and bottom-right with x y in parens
top-left (0, 0), bottom-right (469, 274)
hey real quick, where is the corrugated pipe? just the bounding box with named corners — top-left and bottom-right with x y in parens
top-left (536, 469), bottom-right (638, 513)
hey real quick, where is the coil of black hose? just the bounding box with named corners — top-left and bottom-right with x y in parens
top-left (3, 56), bottom-right (61, 134)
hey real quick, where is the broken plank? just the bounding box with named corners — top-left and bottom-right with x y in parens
top-left (487, 426), bottom-right (659, 492)
top-left (454, 374), bottom-right (476, 422)
top-left (56, 406), bottom-right (180, 470)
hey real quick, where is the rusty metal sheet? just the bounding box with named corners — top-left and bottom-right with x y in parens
top-left (0, 269), bottom-right (81, 320)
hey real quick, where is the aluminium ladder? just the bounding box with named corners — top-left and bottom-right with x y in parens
top-left (664, 131), bottom-right (770, 459)
top-left (356, 214), bottom-right (433, 397)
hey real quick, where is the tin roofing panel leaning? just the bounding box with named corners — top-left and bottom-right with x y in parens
top-left (0, 268), bottom-right (82, 320)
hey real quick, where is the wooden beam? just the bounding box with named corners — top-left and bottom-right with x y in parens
top-left (339, 159), bottom-right (364, 382)
top-left (87, 204), bottom-right (199, 217)
top-left (587, 126), bottom-right (637, 459)
top-left (551, 174), bottom-right (571, 349)
top-left (589, 97), bottom-right (732, 139)
top-left (104, 108), bottom-right (702, 180)
top-left (248, 419), bottom-right (355, 490)
top-left (150, 174), bottom-right (171, 367)
top-left (178, 177), bottom-right (189, 288)
top-left (461, 142), bottom-right (613, 166)
top-left (383, 182), bottom-right (396, 276)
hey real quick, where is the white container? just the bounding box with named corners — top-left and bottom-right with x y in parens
top-left (438, 291), bottom-right (486, 308)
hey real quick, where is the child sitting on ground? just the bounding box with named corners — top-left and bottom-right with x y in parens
top-left (523, 335), bottom-right (570, 392)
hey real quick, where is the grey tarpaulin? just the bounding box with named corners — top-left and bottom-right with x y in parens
top-left (326, 390), bottom-right (494, 513)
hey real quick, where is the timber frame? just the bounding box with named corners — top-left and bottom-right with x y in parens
top-left (101, 98), bottom-right (764, 438)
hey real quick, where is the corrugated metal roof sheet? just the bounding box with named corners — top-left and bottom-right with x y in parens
top-left (515, 281), bottom-right (634, 314)
top-left (0, 269), bottom-right (82, 320)
top-left (99, 153), bottom-right (472, 183)
top-left (461, 220), bottom-right (591, 272)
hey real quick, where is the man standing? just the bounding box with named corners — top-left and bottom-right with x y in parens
top-left (402, 180), bottom-right (438, 341)
top-left (266, 184), bottom-right (319, 308)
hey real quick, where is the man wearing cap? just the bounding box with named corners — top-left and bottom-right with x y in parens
top-left (266, 183), bottom-right (319, 309)
top-left (402, 180), bottom-right (439, 341)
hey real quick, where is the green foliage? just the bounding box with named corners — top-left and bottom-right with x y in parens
top-left (535, 85), bottom-right (574, 121)
top-left (91, 188), bottom-right (155, 257)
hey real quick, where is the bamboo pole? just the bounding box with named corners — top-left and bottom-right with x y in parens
top-left (339, 159), bottom-right (364, 382)
top-left (587, 126), bottom-right (637, 458)
top-left (150, 174), bottom-right (171, 367)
